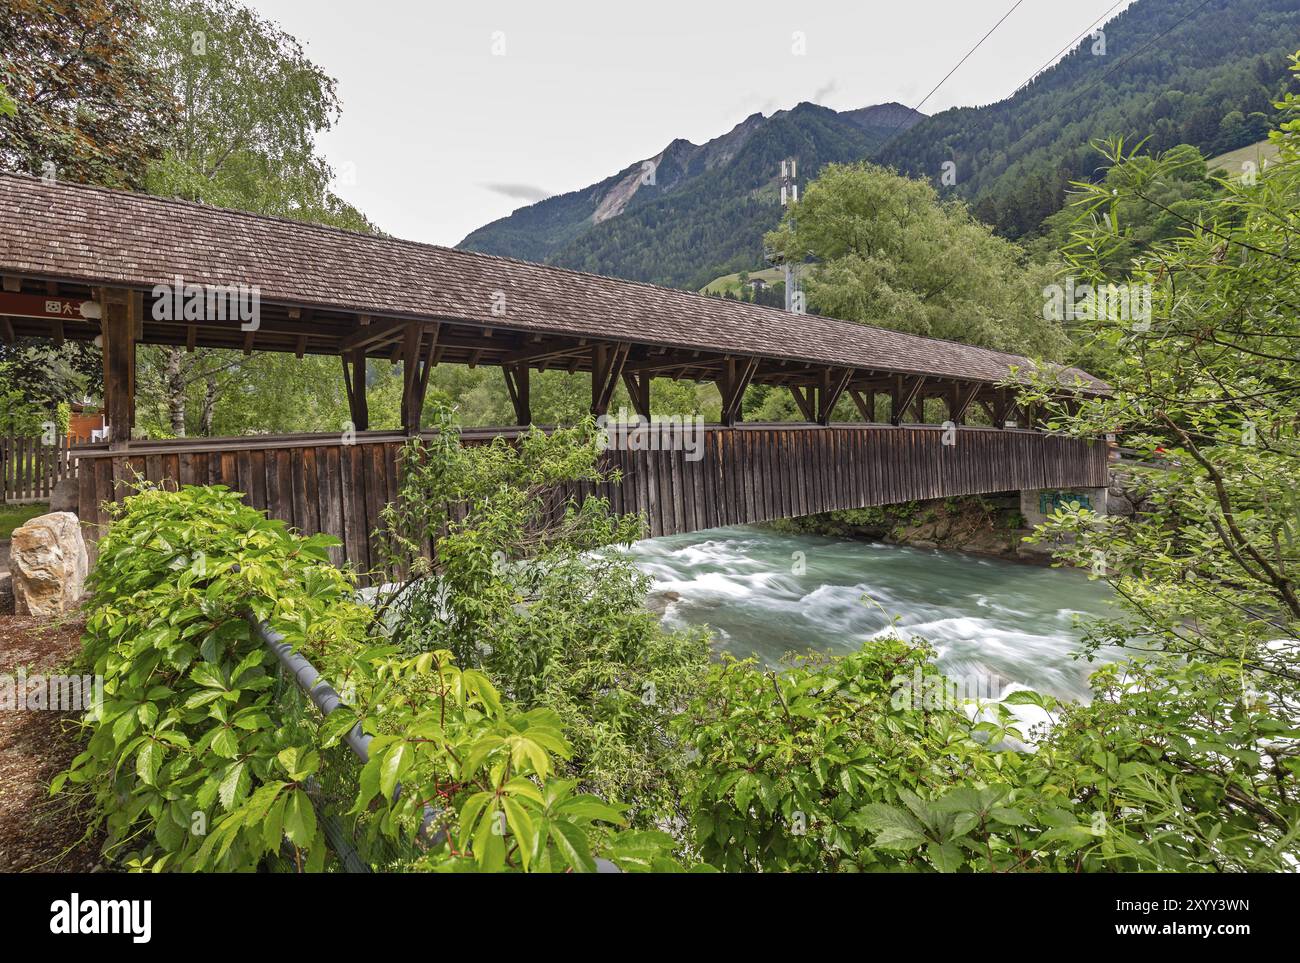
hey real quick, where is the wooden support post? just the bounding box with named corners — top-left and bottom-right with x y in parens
top-left (848, 388), bottom-right (873, 422)
top-left (992, 388), bottom-right (1017, 428)
top-left (590, 342), bottom-right (629, 417)
top-left (817, 368), bottom-right (853, 426)
top-left (718, 357), bottom-right (757, 427)
top-left (949, 383), bottom-right (980, 425)
top-left (789, 384), bottom-right (816, 422)
top-left (400, 323), bottom-right (421, 434)
top-left (503, 364), bottom-right (531, 426)
top-left (621, 370), bottom-right (652, 420)
top-left (342, 348), bottom-right (369, 431)
top-left (397, 322), bottom-right (440, 434)
top-left (100, 288), bottom-right (136, 446)
top-left (890, 375), bottom-right (926, 426)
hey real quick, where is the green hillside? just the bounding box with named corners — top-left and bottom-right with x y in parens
top-left (1207, 138), bottom-right (1281, 176)
top-left (700, 267), bottom-right (784, 295)
top-left (878, 0), bottom-right (1297, 237)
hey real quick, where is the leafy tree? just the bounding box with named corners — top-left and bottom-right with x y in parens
top-left (133, 0), bottom-right (376, 435)
top-left (765, 162), bottom-right (1067, 357)
top-left (0, 340), bottom-right (98, 402)
top-left (132, 349), bottom-right (361, 438)
top-left (0, 0), bottom-right (176, 187)
top-left (1033, 142), bottom-right (1221, 275)
top-left (140, 0), bottom-right (370, 229)
top-left (1020, 74), bottom-right (1300, 702)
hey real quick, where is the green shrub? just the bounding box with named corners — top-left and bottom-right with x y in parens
top-left (376, 406), bottom-right (710, 828)
top-left (677, 638), bottom-right (1299, 872)
top-left (58, 484), bottom-right (688, 872)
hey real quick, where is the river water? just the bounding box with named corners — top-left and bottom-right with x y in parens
top-left (622, 525), bottom-right (1119, 704)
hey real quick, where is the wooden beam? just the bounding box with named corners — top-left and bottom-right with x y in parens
top-left (848, 388), bottom-right (874, 422)
top-left (399, 322), bottom-right (440, 434)
top-left (890, 375), bottom-right (926, 425)
top-left (417, 323), bottom-right (440, 399)
top-left (622, 370), bottom-right (652, 419)
top-left (502, 342), bottom-right (589, 366)
top-left (718, 357), bottom-right (758, 427)
top-left (339, 318), bottom-right (407, 352)
top-left (591, 342), bottom-right (630, 416)
top-left (949, 382), bottom-right (980, 425)
top-left (503, 364), bottom-right (531, 426)
top-left (400, 322), bottom-right (421, 434)
top-left (789, 384), bottom-right (816, 422)
top-left (992, 388), bottom-right (1018, 428)
top-left (342, 348), bottom-right (368, 430)
top-left (101, 288), bottom-right (136, 445)
top-left (817, 368), bottom-right (853, 426)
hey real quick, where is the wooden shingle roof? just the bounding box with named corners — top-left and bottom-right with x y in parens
top-left (0, 172), bottom-right (1104, 391)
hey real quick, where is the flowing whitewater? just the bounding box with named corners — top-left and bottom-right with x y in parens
top-left (621, 526), bottom-right (1118, 704)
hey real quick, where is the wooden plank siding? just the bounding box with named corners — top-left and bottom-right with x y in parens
top-left (72, 424), bottom-right (1110, 583)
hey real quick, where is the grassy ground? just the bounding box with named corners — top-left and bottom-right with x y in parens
top-left (699, 266), bottom-right (783, 295)
top-left (0, 503), bottom-right (49, 540)
top-left (1207, 139), bottom-right (1279, 178)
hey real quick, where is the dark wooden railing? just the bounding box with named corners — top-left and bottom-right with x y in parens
top-left (72, 423), bottom-right (1110, 579)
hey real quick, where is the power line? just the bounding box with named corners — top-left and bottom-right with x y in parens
top-left (880, 0), bottom-right (1219, 196)
top-left (1012, 0), bottom-right (1130, 96)
top-left (876, 0), bottom-right (1028, 147)
top-left (911, 0), bottom-right (1028, 115)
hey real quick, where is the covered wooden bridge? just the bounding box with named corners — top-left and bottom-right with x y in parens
top-left (0, 173), bottom-right (1109, 572)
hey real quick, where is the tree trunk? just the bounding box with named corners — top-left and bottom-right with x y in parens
top-left (165, 347), bottom-right (187, 437)
top-left (201, 374), bottom-right (217, 437)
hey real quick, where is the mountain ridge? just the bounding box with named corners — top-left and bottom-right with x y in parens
top-left (457, 101), bottom-right (924, 286)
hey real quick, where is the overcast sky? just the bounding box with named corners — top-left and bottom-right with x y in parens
top-left (247, 0), bottom-right (1137, 246)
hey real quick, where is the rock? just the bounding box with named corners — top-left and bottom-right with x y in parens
top-left (50, 476), bottom-right (80, 513)
top-left (10, 512), bottom-right (87, 617)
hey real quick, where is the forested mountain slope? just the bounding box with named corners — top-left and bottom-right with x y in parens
top-left (459, 102), bottom-right (922, 289)
top-left (878, 0), bottom-right (1299, 236)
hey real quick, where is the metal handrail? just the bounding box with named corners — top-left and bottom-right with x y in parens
top-left (249, 615), bottom-right (619, 873)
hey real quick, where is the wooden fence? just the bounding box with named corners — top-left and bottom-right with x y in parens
top-left (71, 424), bottom-right (1111, 581)
top-left (1, 434), bottom-right (78, 504)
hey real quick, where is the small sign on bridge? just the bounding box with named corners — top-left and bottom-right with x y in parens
top-left (0, 292), bottom-right (99, 321)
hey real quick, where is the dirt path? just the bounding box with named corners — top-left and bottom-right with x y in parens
top-left (0, 607), bottom-right (103, 871)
